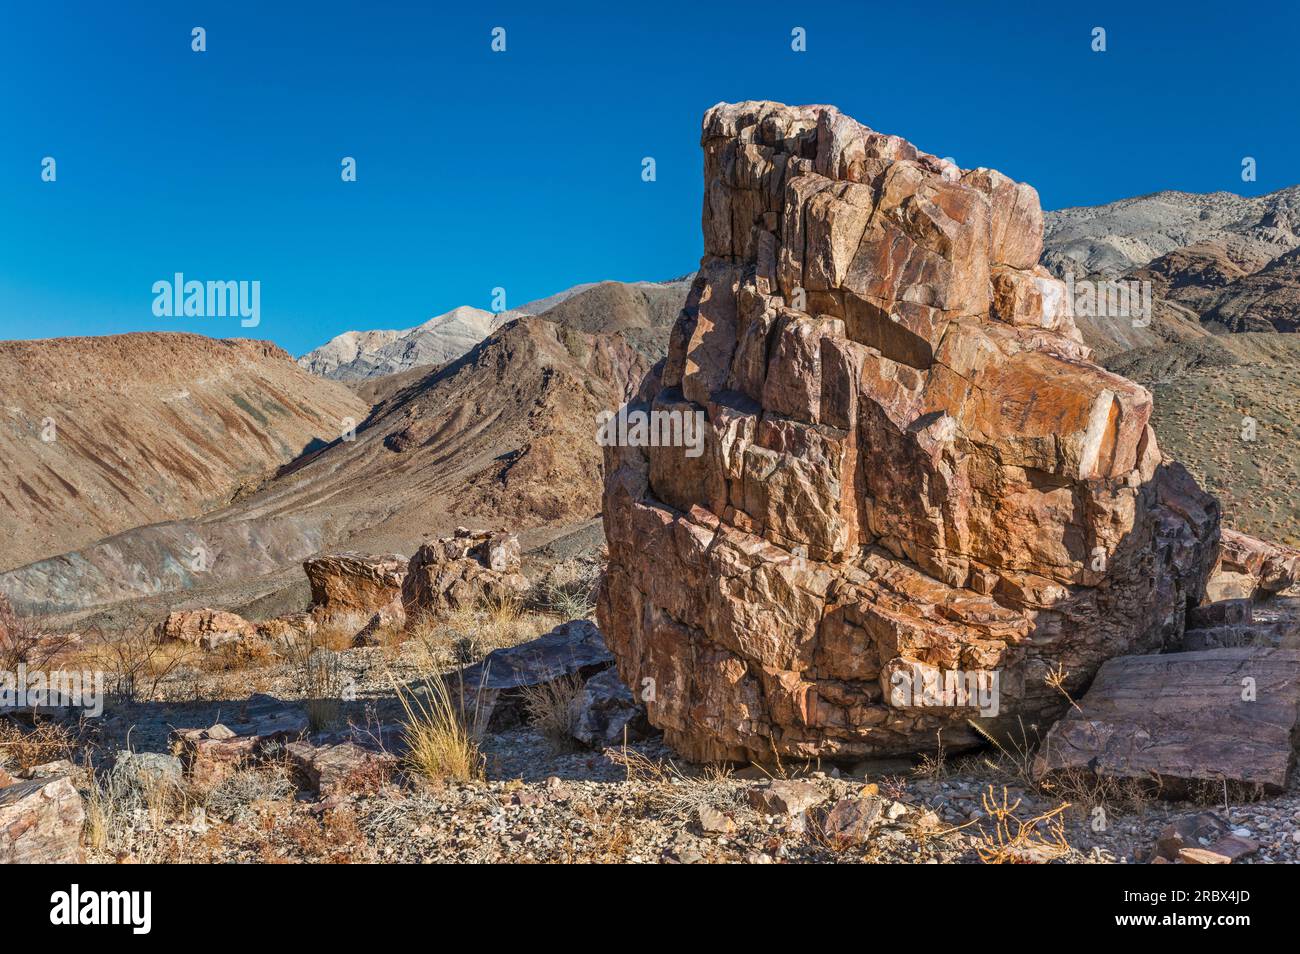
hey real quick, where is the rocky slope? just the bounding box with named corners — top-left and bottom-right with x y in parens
top-left (297, 305), bottom-right (496, 380)
top-left (1042, 186), bottom-right (1300, 279)
top-left (0, 333), bottom-right (366, 572)
top-left (1043, 188), bottom-right (1300, 544)
top-left (2, 318), bottom-right (652, 617)
top-left (598, 100), bottom-right (1220, 763)
top-left (297, 280), bottom-right (691, 382)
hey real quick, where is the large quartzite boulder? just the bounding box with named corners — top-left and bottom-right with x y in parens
top-left (597, 101), bottom-right (1221, 762)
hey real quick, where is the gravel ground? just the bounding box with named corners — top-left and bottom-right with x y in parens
top-left (11, 631), bottom-right (1299, 865)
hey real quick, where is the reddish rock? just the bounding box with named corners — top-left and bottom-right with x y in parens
top-left (599, 101), bottom-right (1221, 762)
top-left (0, 775), bottom-right (85, 863)
top-left (304, 553), bottom-right (408, 620)
top-left (285, 741), bottom-right (396, 797)
top-left (820, 795), bottom-right (884, 847)
top-left (171, 695), bottom-right (308, 789)
top-left (1206, 528), bottom-right (1300, 602)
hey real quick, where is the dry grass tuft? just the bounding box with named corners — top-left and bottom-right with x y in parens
top-left (606, 746), bottom-right (743, 819)
top-left (392, 669), bottom-right (484, 785)
top-left (84, 754), bottom-right (195, 857)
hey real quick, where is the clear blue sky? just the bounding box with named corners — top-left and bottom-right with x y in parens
top-left (2, 0), bottom-right (1296, 356)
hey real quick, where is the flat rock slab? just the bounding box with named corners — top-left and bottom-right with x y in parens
top-left (447, 620), bottom-right (613, 728)
top-left (1034, 648), bottom-right (1300, 793)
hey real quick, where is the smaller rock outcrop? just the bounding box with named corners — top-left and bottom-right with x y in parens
top-left (154, 609), bottom-right (258, 650)
top-left (170, 695), bottom-right (308, 789)
top-left (401, 529), bottom-right (527, 620)
top-left (1206, 528), bottom-right (1300, 602)
top-left (448, 619), bottom-right (613, 728)
top-left (569, 667), bottom-right (647, 748)
top-left (304, 553), bottom-right (408, 622)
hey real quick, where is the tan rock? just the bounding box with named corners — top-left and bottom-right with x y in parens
top-left (748, 779), bottom-right (827, 816)
top-left (255, 612), bottom-right (318, 646)
top-left (0, 775), bottom-right (84, 863)
top-left (1206, 527), bottom-right (1300, 602)
top-left (154, 608), bottom-right (257, 650)
top-left (598, 101), bottom-right (1221, 762)
top-left (401, 531), bottom-right (528, 621)
top-left (696, 805), bottom-right (737, 835)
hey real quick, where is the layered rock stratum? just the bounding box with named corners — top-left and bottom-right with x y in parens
top-left (598, 101), bottom-right (1222, 762)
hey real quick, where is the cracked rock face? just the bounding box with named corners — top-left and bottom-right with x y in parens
top-left (597, 101), bottom-right (1222, 763)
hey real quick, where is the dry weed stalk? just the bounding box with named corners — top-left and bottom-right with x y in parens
top-left (973, 785), bottom-right (1071, 864)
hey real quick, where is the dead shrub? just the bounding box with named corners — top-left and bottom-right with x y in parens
top-left (0, 718), bottom-right (79, 772)
top-left (519, 673), bottom-right (583, 751)
top-left (973, 785), bottom-right (1071, 864)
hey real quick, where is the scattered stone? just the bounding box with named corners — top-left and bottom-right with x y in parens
top-left (1179, 847), bottom-right (1232, 864)
top-left (286, 741), bottom-right (396, 797)
top-left (113, 751), bottom-right (184, 787)
top-left (748, 779), bottom-right (827, 816)
top-left (0, 775), bottom-right (84, 863)
top-left (697, 805), bottom-right (737, 835)
top-left (171, 695), bottom-right (308, 788)
top-left (1035, 648), bottom-right (1300, 793)
top-left (820, 795), bottom-right (883, 847)
top-left (1154, 813), bottom-right (1228, 859)
top-left (19, 759), bottom-right (75, 780)
top-left (569, 667), bottom-right (647, 748)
